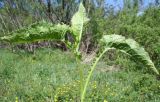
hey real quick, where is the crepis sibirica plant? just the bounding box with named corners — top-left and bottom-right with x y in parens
top-left (0, 3), bottom-right (159, 102)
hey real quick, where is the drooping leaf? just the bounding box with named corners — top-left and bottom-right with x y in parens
top-left (100, 34), bottom-right (159, 75)
top-left (0, 21), bottom-right (70, 43)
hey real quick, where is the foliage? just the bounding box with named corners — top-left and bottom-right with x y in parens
top-left (1, 3), bottom-right (158, 74)
top-left (0, 2), bottom-right (159, 102)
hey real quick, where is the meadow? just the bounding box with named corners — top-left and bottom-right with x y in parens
top-left (0, 48), bottom-right (160, 102)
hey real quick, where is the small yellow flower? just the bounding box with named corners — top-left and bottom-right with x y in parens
top-left (104, 99), bottom-right (108, 102)
top-left (15, 97), bottom-right (18, 102)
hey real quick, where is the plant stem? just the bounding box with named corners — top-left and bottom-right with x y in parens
top-left (76, 57), bottom-right (84, 98)
top-left (79, 64), bottom-right (84, 97)
top-left (81, 48), bottom-right (111, 102)
top-left (75, 23), bottom-right (83, 53)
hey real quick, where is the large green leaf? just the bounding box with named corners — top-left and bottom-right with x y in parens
top-left (71, 2), bottom-right (89, 36)
top-left (0, 21), bottom-right (70, 43)
top-left (71, 2), bottom-right (89, 53)
top-left (100, 34), bottom-right (159, 75)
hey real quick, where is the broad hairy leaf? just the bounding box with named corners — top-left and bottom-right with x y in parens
top-left (71, 2), bottom-right (89, 53)
top-left (0, 21), bottom-right (70, 43)
top-left (100, 34), bottom-right (159, 75)
top-left (71, 2), bottom-right (89, 36)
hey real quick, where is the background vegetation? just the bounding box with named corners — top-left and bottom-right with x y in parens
top-left (0, 0), bottom-right (160, 101)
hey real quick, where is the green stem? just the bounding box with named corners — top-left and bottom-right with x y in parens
top-left (79, 64), bottom-right (84, 97)
top-left (81, 48), bottom-right (111, 102)
top-left (76, 57), bottom-right (84, 98)
top-left (75, 23), bottom-right (83, 53)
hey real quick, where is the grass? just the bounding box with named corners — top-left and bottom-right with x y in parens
top-left (0, 48), bottom-right (160, 102)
